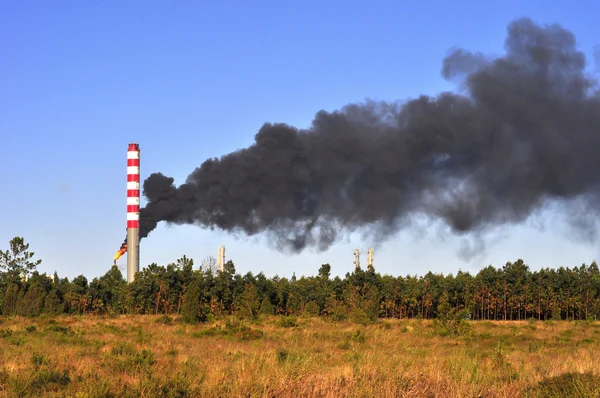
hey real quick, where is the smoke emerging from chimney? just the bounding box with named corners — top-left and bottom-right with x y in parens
top-left (137, 17), bottom-right (600, 255)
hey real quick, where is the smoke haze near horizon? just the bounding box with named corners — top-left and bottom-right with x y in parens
top-left (135, 17), bottom-right (600, 257)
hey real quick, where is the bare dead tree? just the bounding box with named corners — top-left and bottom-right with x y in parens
top-left (200, 256), bottom-right (218, 275)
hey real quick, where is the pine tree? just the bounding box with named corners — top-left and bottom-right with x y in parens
top-left (260, 296), bottom-right (275, 315)
top-left (180, 280), bottom-right (201, 323)
top-left (0, 237), bottom-right (42, 282)
top-left (18, 282), bottom-right (46, 317)
top-left (2, 284), bottom-right (20, 315)
top-left (44, 290), bottom-right (64, 315)
top-left (302, 301), bottom-right (320, 317)
top-left (237, 283), bottom-right (260, 319)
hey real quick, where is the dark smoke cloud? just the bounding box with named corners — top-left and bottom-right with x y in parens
top-left (137, 17), bottom-right (600, 255)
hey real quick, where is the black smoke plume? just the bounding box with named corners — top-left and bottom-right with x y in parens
top-left (136, 17), bottom-right (600, 254)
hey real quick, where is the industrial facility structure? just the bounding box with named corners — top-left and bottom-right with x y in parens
top-left (217, 245), bottom-right (226, 272)
top-left (126, 143), bottom-right (140, 283)
top-left (354, 248), bottom-right (373, 272)
top-left (115, 141), bottom-right (374, 283)
top-left (353, 248), bottom-right (361, 271)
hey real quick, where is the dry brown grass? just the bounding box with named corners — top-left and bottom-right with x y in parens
top-left (0, 315), bottom-right (599, 397)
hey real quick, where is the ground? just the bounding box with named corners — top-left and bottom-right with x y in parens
top-left (0, 315), bottom-right (599, 397)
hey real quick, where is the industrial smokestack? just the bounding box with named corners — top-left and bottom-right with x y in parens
top-left (126, 143), bottom-right (140, 283)
top-left (353, 249), bottom-right (361, 272)
top-left (217, 245), bottom-right (225, 272)
top-left (135, 18), bottom-right (600, 258)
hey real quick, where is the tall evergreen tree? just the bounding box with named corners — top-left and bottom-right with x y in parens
top-left (180, 280), bottom-right (201, 323)
top-left (0, 237), bottom-right (42, 283)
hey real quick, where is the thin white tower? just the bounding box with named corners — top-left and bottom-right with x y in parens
top-left (218, 246), bottom-right (226, 272)
top-left (353, 248), bottom-right (361, 271)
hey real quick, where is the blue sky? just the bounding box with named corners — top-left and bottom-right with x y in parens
top-left (1, 0), bottom-right (599, 280)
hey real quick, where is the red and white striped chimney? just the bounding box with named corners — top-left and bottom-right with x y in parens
top-left (126, 143), bottom-right (140, 283)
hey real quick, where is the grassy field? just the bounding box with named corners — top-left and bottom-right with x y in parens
top-left (0, 315), bottom-right (599, 397)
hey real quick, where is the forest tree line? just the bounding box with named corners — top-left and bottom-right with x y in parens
top-left (1, 236), bottom-right (600, 322)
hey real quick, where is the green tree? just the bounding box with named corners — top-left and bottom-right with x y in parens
top-left (224, 260), bottom-right (236, 275)
top-left (65, 275), bottom-right (90, 314)
top-left (2, 284), bottom-right (21, 315)
top-left (260, 296), bottom-right (275, 315)
top-left (318, 263), bottom-right (331, 280)
top-left (237, 283), bottom-right (260, 319)
top-left (89, 265), bottom-right (127, 314)
top-left (302, 300), bottom-right (320, 317)
top-left (180, 280), bottom-right (201, 323)
top-left (0, 237), bottom-right (42, 282)
top-left (323, 292), bottom-right (348, 321)
top-left (44, 290), bottom-right (64, 315)
top-left (18, 282), bottom-right (46, 316)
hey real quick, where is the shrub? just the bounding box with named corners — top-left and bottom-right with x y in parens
top-left (0, 328), bottom-right (13, 338)
top-left (46, 325), bottom-right (74, 335)
top-left (277, 349), bottom-right (289, 362)
top-left (193, 327), bottom-right (225, 337)
top-left (235, 328), bottom-right (264, 341)
top-left (302, 301), bottom-right (320, 317)
top-left (276, 348), bottom-right (301, 363)
top-left (337, 341), bottom-right (351, 350)
top-left (155, 314), bottom-right (173, 325)
top-left (277, 316), bottom-right (299, 328)
top-left (380, 321), bottom-right (392, 330)
top-left (31, 352), bottom-right (49, 369)
top-left (350, 330), bottom-right (366, 343)
top-left (526, 372), bottom-right (600, 397)
top-left (260, 297), bottom-right (275, 315)
top-left (29, 369), bottom-right (71, 391)
top-left (111, 342), bottom-right (137, 356)
top-left (350, 309), bottom-right (370, 326)
top-left (132, 349), bottom-right (156, 368)
top-left (433, 303), bottom-right (472, 338)
top-left (324, 299), bottom-right (349, 322)
top-left (198, 304), bottom-right (214, 323)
